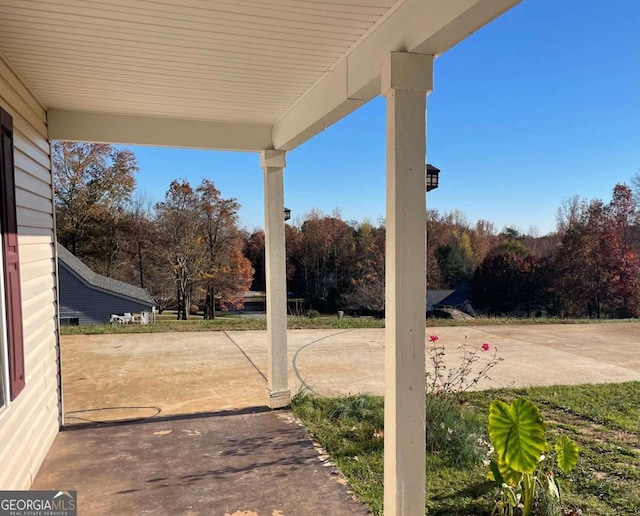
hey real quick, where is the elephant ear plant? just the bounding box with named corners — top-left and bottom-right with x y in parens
top-left (487, 398), bottom-right (579, 516)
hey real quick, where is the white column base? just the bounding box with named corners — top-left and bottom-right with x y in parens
top-left (266, 388), bottom-right (291, 409)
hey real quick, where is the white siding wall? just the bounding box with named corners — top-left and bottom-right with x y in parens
top-left (0, 52), bottom-right (60, 489)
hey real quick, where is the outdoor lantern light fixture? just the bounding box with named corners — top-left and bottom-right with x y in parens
top-left (284, 207), bottom-right (291, 221)
top-left (426, 164), bottom-right (441, 192)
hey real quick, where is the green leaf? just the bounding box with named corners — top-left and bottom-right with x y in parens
top-left (496, 454), bottom-right (523, 487)
top-left (555, 435), bottom-right (579, 473)
top-left (542, 471), bottom-right (560, 500)
top-left (503, 485), bottom-right (520, 508)
top-left (488, 458), bottom-right (502, 483)
top-left (554, 475), bottom-right (564, 504)
top-left (488, 398), bottom-right (546, 474)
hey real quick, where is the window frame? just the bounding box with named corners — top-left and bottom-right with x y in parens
top-left (0, 106), bottom-right (25, 404)
top-left (0, 239), bottom-right (8, 410)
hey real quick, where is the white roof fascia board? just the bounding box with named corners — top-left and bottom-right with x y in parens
top-left (272, 59), bottom-right (364, 153)
top-left (272, 0), bottom-right (521, 151)
top-left (48, 109), bottom-right (273, 152)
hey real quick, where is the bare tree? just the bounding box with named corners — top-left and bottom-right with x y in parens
top-left (555, 195), bottom-right (583, 234)
top-left (197, 180), bottom-right (252, 319)
top-left (155, 180), bottom-right (203, 320)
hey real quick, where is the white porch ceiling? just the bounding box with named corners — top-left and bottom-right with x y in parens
top-left (0, 0), bottom-right (521, 151)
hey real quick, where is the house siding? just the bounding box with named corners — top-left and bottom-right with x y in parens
top-left (59, 265), bottom-right (153, 325)
top-left (0, 52), bottom-right (59, 489)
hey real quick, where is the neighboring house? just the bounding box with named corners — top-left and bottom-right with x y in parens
top-left (57, 245), bottom-right (155, 325)
top-left (427, 284), bottom-right (476, 316)
top-left (243, 291), bottom-right (266, 312)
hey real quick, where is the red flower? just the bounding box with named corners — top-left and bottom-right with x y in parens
top-left (429, 335), bottom-right (439, 342)
top-left (481, 343), bottom-right (490, 352)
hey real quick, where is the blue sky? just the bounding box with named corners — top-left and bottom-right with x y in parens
top-left (129, 0), bottom-right (639, 235)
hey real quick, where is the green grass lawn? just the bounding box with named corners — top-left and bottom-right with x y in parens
top-left (291, 382), bottom-right (640, 515)
top-left (59, 315), bottom-right (636, 335)
top-left (59, 315), bottom-right (386, 335)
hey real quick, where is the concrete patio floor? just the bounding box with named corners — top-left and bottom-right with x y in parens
top-left (33, 408), bottom-right (370, 516)
top-left (35, 322), bottom-right (639, 514)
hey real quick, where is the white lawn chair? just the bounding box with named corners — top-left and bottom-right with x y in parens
top-left (110, 313), bottom-right (133, 324)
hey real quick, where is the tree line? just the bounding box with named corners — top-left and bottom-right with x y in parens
top-left (54, 142), bottom-right (251, 319)
top-left (54, 142), bottom-right (640, 319)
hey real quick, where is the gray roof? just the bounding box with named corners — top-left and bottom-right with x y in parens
top-left (427, 284), bottom-right (472, 310)
top-left (57, 244), bottom-right (155, 306)
top-left (427, 290), bottom-right (457, 308)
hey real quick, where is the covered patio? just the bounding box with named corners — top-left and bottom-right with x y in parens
top-left (33, 408), bottom-right (372, 515)
top-left (0, 1), bottom-right (521, 512)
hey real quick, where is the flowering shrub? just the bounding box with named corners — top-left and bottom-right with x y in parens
top-left (425, 335), bottom-right (503, 396)
top-left (424, 334), bottom-right (504, 468)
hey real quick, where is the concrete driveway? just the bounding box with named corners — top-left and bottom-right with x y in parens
top-left (61, 322), bottom-right (640, 424)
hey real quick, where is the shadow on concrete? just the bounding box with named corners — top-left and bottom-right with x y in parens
top-left (62, 405), bottom-right (270, 431)
top-left (34, 409), bottom-right (370, 515)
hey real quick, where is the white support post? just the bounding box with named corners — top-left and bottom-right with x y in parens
top-left (261, 150), bottom-right (291, 409)
top-left (381, 52), bottom-right (433, 516)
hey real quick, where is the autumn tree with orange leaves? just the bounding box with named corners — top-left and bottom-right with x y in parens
top-left (552, 184), bottom-right (640, 318)
top-left (155, 179), bottom-right (252, 320)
